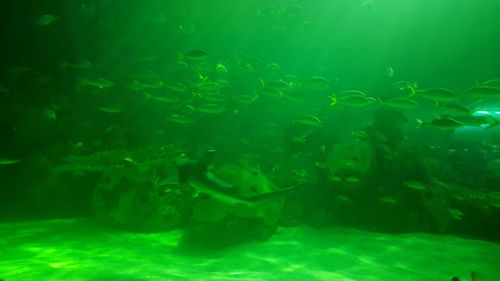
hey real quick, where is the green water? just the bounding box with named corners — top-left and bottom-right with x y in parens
top-left (1, 1), bottom-right (499, 280)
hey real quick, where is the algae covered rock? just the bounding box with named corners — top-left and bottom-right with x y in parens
top-left (92, 163), bottom-right (192, 232)
top-left (326, 139), bottom-right (373, 181)
top-left (57, 145), bottom-right (193, 232)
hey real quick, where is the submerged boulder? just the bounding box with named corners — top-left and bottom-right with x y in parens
top-left (326, 138), bottom-right (373, 182)
top-left (57, 145), bottom-right (192, 232)
top-left (92, 163), bottom-right (192, 232)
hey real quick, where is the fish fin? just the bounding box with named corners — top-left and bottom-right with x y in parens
top-left (377, 97), bottom-right (385, 105)
top-left (485, 115), bottom-right (500, 129)
top-left (474, 78), bottom-right (481, 86)
top-left (76, 75), bottom-right (87, 88)
top-left (59, 60), bottom-right (68, 69)
top-left (247, 187), bottom-right (295, 203)
top-left (198, 150), bottom-right (216, 171)
top-left (329, 94), bottom-right (338, 106)
top-left (176, 52), bottom-right (185, 62)
top-left (185, 105), bottom-right (195, 113)
top-left (259, 78), bottom-right (266, 88)
top-left (177, 150), bottom-right (216, 183)
top-left (407, 84), bottom-right (418, 97)
top-left (416, 119), bottom-right (423, 128)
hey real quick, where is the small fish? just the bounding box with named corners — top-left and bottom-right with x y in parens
top-left (177, 23), bottom-right (196, 34)
top-left (80, 1), bottom-right (96, 15)
top-left (344, 176), bottom-right (361, 183)
top-left (403, 180), bottom-right (426, 191)
top-left (127, 79), bottom-right (164, 91)
top-left (302, 76), bottom-right (330, 90)
top-left (259, 87), bottom-right (282, 97)
top-left (187, 103), bottom-right (227, 114)
top-left (339, 90), bottom-right (366, 97)
top-left (448, 208), bottom-right (463, 220)
top-left (123, 157), bottom-right (135, 164)
top-left (393, 80), bottom-right (418, 91)
top-left (174, 61), bottom-right (189, 70)
top-left (267, 63), bottom-right (280, 71)
top-left (362, 0), bottom-right (374, 9)
top-left (34, 14), bottom-right (60, 26)
top-left (79, 77), bottom-right (114, 89)
top-left (266, 80), bottom-right (290, 91)
top-left (409, 86), bottom-right (458, 103)
top-left (164, 82), bottom-right (189, 93)
top-left (461, 86), bottom-right (500, 99)
top-left (95, 106), bottom-right (124, 114)
top-left (379, 196), bottom-right (398, 204)
top-left (0, 158), bottom-right (21, 165)
top-left (351, 130), bottom-right (368, 140)
top-left (436, 102), bottom-right (470, 115)
top-left (291, 128), bottom-right (314, 143)
top-left (233, 94), bottom-right (258, 104)
top-left (146, 93), bottom-right (180, 103)
top-left (60, 59), bottom-right (92, 69)
top-left (314, 161), bottom-right (328, 169)
top-left (215, 63), bottom-right (228, 73)
top-left (416, 117), bottom-right (463, 130)
top-left (487, 139), bottom-right (500, 148)
top-left (381, 97), bottom-right (418, 109)
top-left (384, 66), bottom-right (394, 78)
top-left (335, 194), bottom-right (350, 202)
top-left (239, 138), bottom-right (251, 145)
top-left (126, 80), bottom-right (149, 92)
top-left (199, 92), bottom-right (228, 103)
top-left (196, 81), bottom-right (224, 92)
top-left (452, 114), bottom-right (499, 128)
top-left (7, 66), bottom-right (31, 76)
top-left (216, 79), bottom-right (229, 87)
top-left (0, 84), bottom-right (9, 93)
top-left (167, 114), bottom-right (194, 124)
top-left (479, 78), bottom-right (500, 88)
top-left (292, 169), bottom-right (309, 178)
top-left (293, 115), bottom-right (322, 127)
top-left (133, 56), bottom-right (159, 63)
top-left (330, 93), bottom-right (376, 107)
top-left (182, 50), bottom-right (208, 61)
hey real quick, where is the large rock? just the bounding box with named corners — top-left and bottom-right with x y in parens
top-left (92, 162), bottom-right (192, 232)
top-left (326, 139), bottom-right (373, 181)
top-left (57, 145), bottom-right (192, 232)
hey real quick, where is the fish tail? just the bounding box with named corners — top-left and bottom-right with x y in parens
top-left (176, 150), bottom-right (215, 182)
top-left (377, 97), bottom-right (384, 106)
top-left (248, 186), bottom-right (295, 203)
top-left (259, 78), bottom-right (266, 88)
top-left (416, 119), bottom-right (423, 128)
top-left (407, 84), bottom-right (418, 97)
top-left (185, 105), bottom-right (195, 113)
top-left (473, 78), bottom-right (481, 86)
top-left (329, 94), bottom-right (338, 106)
top-left (59, 60), bottom-right (68, 69)
top-left (142, 92), bottom-right (152, 100)
top-left (176, 52), bottom-right (185, 62)
top-left (485, 115), bottom-right (500, 129)
top-left (471, 271), bottom-right (478, 281)
top-left (76, 75), bottom-right (86, 88)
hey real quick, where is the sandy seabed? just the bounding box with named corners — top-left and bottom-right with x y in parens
top-left (0, 219), bottom-right (498, 281)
